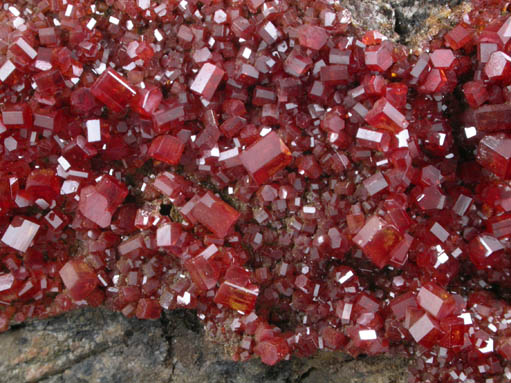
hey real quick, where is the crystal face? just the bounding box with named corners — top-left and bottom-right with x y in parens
top-left (352, 216), bottom-right (402, 268)
top-left (190, 63), bottom-right (225, 100)
top-left (78, 176), bottom-right (128, 228)
top-left (2, 103), bottom-right (32, 129)
top-left (239, 131), bottom-right (292, 185)
top-left (430, 49), bottom-right (456, 69)
top-left (2, 0), bottom-right (511, 379)
top-left (417, 283), bottom-right (457, 319)
top-left (463, 80), bottom-right (489, 108)
top-left (364, 44), bottom-right (394, 72)
top-left (477, 134), bottom-right (511, 179)
top-left (365, 97), bottom-right (409, 132)
top-left (214, 280), bottom-right (259, 314)
top-left (185, 245), bottom-right (221, 292)
top-left (90, 68), bottom-right (137, 113)
top-left (148, 135), bottom-right (185, 165)
top-left (59, 260), bottom-right (98, 301)
top-left (473, 103), bottom-right (511, 131)
top-left (298, 25), bottom-right (328, 50)
top-left (1, 217), bottom-right (40, 253)
top-left (484, 51), bottom-right (511, 82)
top-left (189, 191), bottom-right (240, 238)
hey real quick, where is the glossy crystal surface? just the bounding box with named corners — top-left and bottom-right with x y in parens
top-left (239, 131), bottom-right (292, 185)
top-left (90, 68), bottom-right (137, 113)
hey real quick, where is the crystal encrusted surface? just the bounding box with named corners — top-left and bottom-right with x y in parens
top-left (1, 0), bottom-right (511, 380)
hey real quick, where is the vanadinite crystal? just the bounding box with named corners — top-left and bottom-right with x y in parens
top-left (3, 0), bottom-right (511, 380)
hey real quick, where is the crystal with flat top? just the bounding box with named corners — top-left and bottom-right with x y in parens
top-left (190, 63), bottom-right (225, 100)
top-left (240, 131), bottom-right (292, 185)
top-left (91, 68), bottom-right (136, 113)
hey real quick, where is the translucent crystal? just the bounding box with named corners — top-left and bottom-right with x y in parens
top-left (59, 260), bottom-right (98, 300)
top-left (190, 63), bottom-right (225, 100)
top-left (1, 217), bottom-right (40, 253)
top-left (239, 131), bottom-right (292, 185)
top-left (90, 68), bottom-right (136, 113)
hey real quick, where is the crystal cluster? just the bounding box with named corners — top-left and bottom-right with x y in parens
top-left (2, 0), bottom-right (511, 380)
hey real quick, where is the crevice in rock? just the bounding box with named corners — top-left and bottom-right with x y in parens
top-left (388, 0), bottom-right (468, 45)
top-left (8, 322), bottom-right (26, 331)
top-left (159, 312), bottom-right (175, 368)
top-left (296, 367), bottom-right (315, 382)
top-left (393, 8), bottom-right (408, 44)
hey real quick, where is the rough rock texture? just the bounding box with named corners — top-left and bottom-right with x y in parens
top-left (342, 0), bottom-right (400, 41)
top-left (0, 308), bottom-right (171, 383)
top-left (0, 1), bottom-right (469, 382)
top-left (0, 308), bottom-right (408, 383)
top-left (344, 0), bottom-right (471, 49)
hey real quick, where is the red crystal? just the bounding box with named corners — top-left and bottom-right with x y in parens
top-left (407, 310), bottom-right (444, 349)
top-left (439, 316), bottom-right (465, 348)
top-left (444, 23), bottom-right (473, 50)
top-left (417, 283), bottom-right (457, 320)
top-left (284, 48), bottom-right (313, 77)
top-left (1, 216), bottom-right (39, 253)
top-left (469, 234), bottom-right (504, 269)
top-left (477, 133), bottom-right (511, 179)
top-left (90, 68), bottom-right (137, 113)
top-left (363, 172), bottom-right (388, 196)
top-left (130, 86), bottom-right (163, 117)
top-left (239, 131), bottom-right (292, 185)
top-left (389, 292), bottom-right (418, 320)
top-left (430, 49), bottom-right (456, 69)
top-left (488, 213), bottom-right (511, 239)
top-left (320, 65), bottom-right (349, 85)
top-left (473, 103), bottom-right (511, 131)
top-left (420, 68), bottom-right (448, 93)
top-left (190, 192), bottom-right (240, 238)
top-left (153, 171), bottom-right (189, 199)
top-left (365, 97), bottom-right (409, 132)
top-left (156, 223), bottom-right (182, 248)
top-left (135, 298), bottom-right (162, 320)
top-left (185, 245), bottom-right (221, 291)
top-left (298, 25), bottom-right (328, 50)
top-left (484, 51), bottom-right (511, 83)
top-left (79, 176), bottom-right (128, 228)
top-left (190, 63), bottom-right (225, 100)
top-left (253, 337), bottom-right (289, 366)
top-left (148, 135), bottom-right (185, 165)
top-left (365, 44), bottom-right (394, 72)
top-left (463, 80), bottom-right (489, 108)
top-left (2, 103), bottom-right (32, 129)
top-left (214, 280), bottom-right (259, 314)
top-left (0, 60), bottom-right (16, 84)
top-left (498, 17), bottom-right (511, 44)
top-left (59, 260), bottom-right (98, 301)
top-left (352, 216), bottom-right (403, 268)
top-left (152, 102), bottom-right (185, 134)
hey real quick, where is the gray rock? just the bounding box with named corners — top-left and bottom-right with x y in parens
top-left (342, 0), bottom-right (399, 41)
top-left (344, 0), bottom-right (469, 47)
top-left (391, 0), bottom-right (463, 42)
top-left (0, 308), bottom-right (408, 383)
top-left (0, 308), bottom-right (171, 383)
top-left (163, 310), bottom-right (408, 383)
